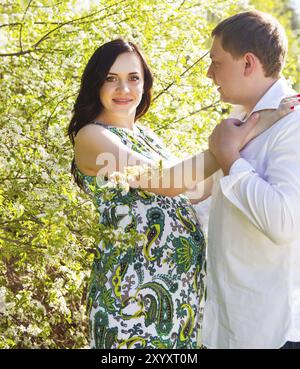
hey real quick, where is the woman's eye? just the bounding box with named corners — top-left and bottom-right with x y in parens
top-left (106, 76), bottom-right (117, 82)
top-left (130, 76), bottom-right (140, 81)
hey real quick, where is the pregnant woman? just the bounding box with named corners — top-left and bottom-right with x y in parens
top-left (68, 39), bottom-right (297, 349)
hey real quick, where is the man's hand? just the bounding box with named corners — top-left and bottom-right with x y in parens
top-left (209, 113), bottom-right (260, 175)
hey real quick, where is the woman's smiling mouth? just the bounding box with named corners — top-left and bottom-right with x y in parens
top-left (112, 98), bottom-right (133, 105)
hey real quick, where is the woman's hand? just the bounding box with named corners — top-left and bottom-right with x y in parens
top-left (244, 94), bottom-right (300, 144)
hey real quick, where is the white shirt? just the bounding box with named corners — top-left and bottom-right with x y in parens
top-left (201, 77), bottom-right (300, 349)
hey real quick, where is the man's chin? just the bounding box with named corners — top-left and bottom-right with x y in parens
top-left (219, 93), bottom-right (228, 103)
top-left (218, 91), bottom-right (231, 103)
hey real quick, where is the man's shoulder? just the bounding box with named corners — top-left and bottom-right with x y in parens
top-left (266, 109), bottom-right (300, 149)
top-left (270, 108), bottom-right (300, 134)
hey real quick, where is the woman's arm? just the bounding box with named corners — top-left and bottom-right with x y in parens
top-left (155, 148), bottom-right (219, 197)
top-left (75, 95), bottom-right (298, 198)
top-left (74, 124), bottom-right (221, 197)
top-left (244, 95), bottom-right (299, 143)
top-left (185, 176), bottom-right (214, 204)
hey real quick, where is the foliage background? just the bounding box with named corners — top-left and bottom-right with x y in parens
top-left (0, 0), bottom-right (299, 348)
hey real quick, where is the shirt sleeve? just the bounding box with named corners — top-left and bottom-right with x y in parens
top-left (219, 119), bottom-right (300, 245)
top-left (192, 196), bottom-right (211, 235)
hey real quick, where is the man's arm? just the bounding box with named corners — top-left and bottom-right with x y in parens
top-left (218, 117), bottom-right (300, 245)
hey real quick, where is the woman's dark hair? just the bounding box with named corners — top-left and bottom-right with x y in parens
top-left (67, 39), bottom-right (153, 190)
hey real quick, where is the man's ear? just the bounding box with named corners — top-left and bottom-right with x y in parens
top-left (243, 53), bottom-right (256, 77)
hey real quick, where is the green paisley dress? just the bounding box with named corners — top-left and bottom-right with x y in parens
top-left (75, 122), bottom-right (206, 349)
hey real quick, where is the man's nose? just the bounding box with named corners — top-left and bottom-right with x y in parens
top-left (206, 64), bottom-right (213, 80)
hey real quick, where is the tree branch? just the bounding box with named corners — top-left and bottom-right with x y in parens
top-left (30, 1), bottom-right (64, 7)
top-left (2, 177), bottom-right (30, 181)
top-left (154, 100), bottom-right (220, 132)
top-left (19, 0), bottom-right (34, 51)
top-left (153, 51), bottom-right (209, 102)
top-left (33, 0), bottom-right (128, 49)
top-left (0, 0), bottom-right (128, 57)
top-left (0, 22), bottom-right (22, 29)
top-left (0, 235), bottom-right (31, 246)
top-left (43, 92), bottom-right (78, 146)
top-left (27, 90), bottom-right (77, 119)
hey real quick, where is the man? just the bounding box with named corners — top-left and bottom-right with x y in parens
top-left (202, 10), bottom-right (300, 349)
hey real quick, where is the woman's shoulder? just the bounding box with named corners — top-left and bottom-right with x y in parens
top-left (75, 122), bottom-right (106, 141)
top-left (74, 122), bottom-right (126, 152)
top-left (74, 122), bottom-right (121, 177)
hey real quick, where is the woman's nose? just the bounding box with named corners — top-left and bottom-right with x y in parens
top-left (116, 81), bottom-right (130, 93)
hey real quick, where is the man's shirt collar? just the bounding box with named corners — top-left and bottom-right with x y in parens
top-left (253, 77), bottom-right (295, 112)
top-left (230, 77), bottom-right (295, 121)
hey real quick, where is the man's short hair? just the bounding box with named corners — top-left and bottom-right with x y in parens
top-left (212, 10), bottom-right (288, 78)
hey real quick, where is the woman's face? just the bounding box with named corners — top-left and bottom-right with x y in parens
top-left (99, 52), bottom-right (144, 119)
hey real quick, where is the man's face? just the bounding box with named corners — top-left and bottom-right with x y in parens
top-left (207, 37), bottom-right (246, 104)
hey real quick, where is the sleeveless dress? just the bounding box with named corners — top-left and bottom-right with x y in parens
top-left (74, 122), bottom-right (206, 349)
